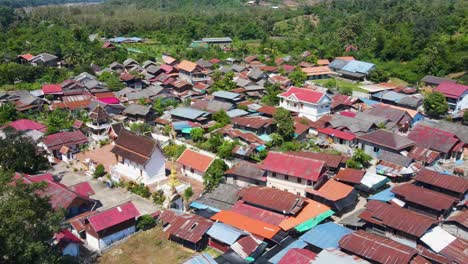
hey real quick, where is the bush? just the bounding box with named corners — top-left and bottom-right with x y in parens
top-left (152, 190), bottom-right (166, 205)
top-left (126, 181), bottom-right (151, 198)
top-left (137, 215), bottom-right (156, 231)
top-left (93, 164), bottom-right (106, 178)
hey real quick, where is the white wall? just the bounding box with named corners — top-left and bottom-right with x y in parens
top-left (266, 171), bottom-right (310, 196)
top-left (180, 167), bottom-right (204, 182)
top-left (86, 226), bottom-right (136, 251)
top-left (113, 148), bottom-right (166, 185)
top-left (86, 233), bottom-right (100, 251)
top-left (279, 95), bottom-right (331, 121)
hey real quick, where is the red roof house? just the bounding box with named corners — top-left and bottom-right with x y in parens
top-left (42, 84), bottom-right (63, 95)
top-left (279, 87), bottom-right (326, 104)
top-left (307, 179), bottom-right (357, 212)
top-left (413, 168), bottom-right (468, 199)
top-left (176, 149), bottom-right (215, 182)
top-left (4, 119), bottom-right (47, 132)
top-left (434, 82), bottom-right (468, 99)
top-left (408, 124), bottom-right (462, 157)
top-left (43, 130), bottom-right (88, 151)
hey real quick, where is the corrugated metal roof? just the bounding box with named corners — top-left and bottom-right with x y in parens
top-left (420, 226), bottom-right (456, 253)
top-left (300, 222), bottom-right (352, 249)
top-left (211, 210), bottom-right (280, 239)
top-left (368, 187), bottom-right (395, 202)
top-left (414, 168), bottom-right (468, 195)
top-left (339, 230), bottom-right (418, 264)
top-left (171, 107), bottom-right (209, 120)
top-left (230, 201), bottom-right (287, 226)
top-left (313, 248), bottom-right (369, 264)
top-left (237, 186), bottom-right (306, 215)
top-left (213, 91), bottom-right (241, 100)
top-left (268, 239), bottom-right (307, 264)
top-left (360, 172), bottom-right (389, 189)
top-left (341, 60), bottom-right (375, 74)
top-left (206, 222), bottom-right (247, 246)
top-left (391, 183), bottom-right (458, 212)
top-left (278, 248), bottom-right (316, 264)
top-left (183, 253), bottom-right (217, 264)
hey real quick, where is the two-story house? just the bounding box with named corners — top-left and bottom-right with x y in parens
top-left (434, 82), bottom-right (468, 112)
top-left (261, 151), bottom-right (327, 196)
top-left (278, 87), bottom-right (331, 121)
top-left (176, 60), bottom-right (208, 84)
top-left (110, 129), bottom-right (166, 184)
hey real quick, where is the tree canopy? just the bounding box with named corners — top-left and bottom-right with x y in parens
top-left (273, 107), bottom-right (294, 141)
top-left (203, 159), bottom-right (227, 191)
top-left (423, 91), bottom-right (449, 118)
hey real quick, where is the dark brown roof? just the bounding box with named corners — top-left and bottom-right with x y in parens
top-left (232, 116), bottom-right (273, 129)
top-left (339, 230), bottom-right (419, 264)
top-left (161, 210), bottom-right (213, 244)
top-left (237, 186), bottom-right (306, 215)
top-left (334, 168), bottom-right (366, 184)
top-left (89, 105), bottom-right (110, 123)
top-left (391, 183), bottom-right (458, 212)
top-left (358, 129), bottom-right (414, 151)
top-left (414, 168), bottom-right (468, 195)
top-left (286, 151), bottom-right (347, 169)
top-left (359, 201), bottom-right (436, 238)
top-left (445, 210), bottom-right (468, 228)
top-left (111, 129), bottom-right (160, 165)
top-left (225, 161), bottom-right (265, 181)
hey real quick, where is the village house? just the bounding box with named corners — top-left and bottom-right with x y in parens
top-left (191, 99), bottom-right (233, 114)
top-left (376, 150), bottom-right (414, 181)
top-left (3, 118), bottom-right (47, 133)
top-left (329, 59), bottom-right (376, 81)
top-left (212, 91), bottom-right (244, 104)
top-left (357, 129), bottom-right (414, 158)
top-left (278, 87), bottom-right (331, 121)
top-left (53, 230), bottom-right (82, 257)
top-left (391, 183), bottom-right (458, 219)
top-left (176, 148), bottom-right (214, 182)
top-left (408, 124), bottom-right (464, 161)
top-left (359, 200), bottom-right (437, 243)
top-left (286, 151), bottom-right (347, 173)
top-left (330, 94), bottom-right (361, 113)
top-left (85, 202), bottom-right (140, 251)
top-left (86, 105), bottom-right (111, 141)
top-left (302, 66), bottom-right (335, 80)
top-left (434, 82), bottom-right (468, 112)
top-left (170, 107), bottom-right (211, 123)
top-left (206, 222), bottom-right (247, 253)
top-left (261, 151), bottom-right (328, 196)
top-left (334, 169), bottom-right (389, 193)
top-left (413, 168), bottom-right (468, 200)
top-left (364, 104), bottom-right (413, 131)
top-left (307, 179), bottom-right (357, 213)
top-left (160, 210), bottom-right (214, 251)
top-left (225, 160), bottom-right (266, 187)
top-left (122, 104), bottom-right (154, 123)
top-left (120, 72), bottom-right (144, 89)
top-left (176, 60), bottom-right (208, 84)
top-left (420, 75), bottom-right (456, 87)
top-left (231, 116), bottom-right (275, 135)
top-left (110, 129), bottom-right (166, 184)
top-left (40, 130), bottom-right (88, 163)
top-left (30, 53), bottom-right (60, 67)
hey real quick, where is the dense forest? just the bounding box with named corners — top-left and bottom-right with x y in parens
top-left (0, 0), bottom-right (466, 89)
top-left (0, 0), bottom-right (103, 8)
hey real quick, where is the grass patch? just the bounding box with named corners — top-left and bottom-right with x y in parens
top-left (203, 247), bottom-right (223, 258)
top-left (98, 226), bottom-right (194, 264)
top-left (389, 77), bottom-right (408, 87)
top-left (312, 78), bottom-right (369, 93)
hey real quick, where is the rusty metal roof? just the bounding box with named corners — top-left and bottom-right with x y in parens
top-left (339, 230), bottom-right (419, 264)
top-left (359, 201), bottom-right (437, 238)
top-left (414, 168), bottom-right (468, 195)
top-left (237, 186), bottom-right (306, 215)
top-left (162, 210), bottom-right (213, 244)
top-left (391, 183), bottom-right (458, 212)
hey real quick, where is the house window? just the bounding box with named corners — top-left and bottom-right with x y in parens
top-left (284, 189), bottom-right (288, 192)
top-left (301, 103), bottom-right (304, 108)
top-left (297, 178), bottom-right (302, 183)
top-left (189, 223), bottom-right (198, 231)
top-left (183, 165), bottom-right (186, 170)
top-left (255, 181), bottom-right (259, 185)
top-left (373, 146), bottom-right (380, 152)
top-left (307, 180), bottom-right (312, 186)
top-left (233, 175), bottom-right (237, 180)
top-left (285, 175), bottom-right (289, 180)
top-left (297, 192), bottom-right (301, 196)
top-left (272, 172), bottom-right (276, 177)
top-left (190, 168), bottom-right (194, 173)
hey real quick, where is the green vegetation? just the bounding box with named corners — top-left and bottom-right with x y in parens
top-left (98, 72), bottom-right (124, 91)
top-left (0, 170), bottom-right (65, 263)
top-left (289, 67), bottom-right (307, 86)
top-left (190, 127), bottom-right (204, 142)
top-left (203, 159), bottom-right (228, 191)
top-left (0, 103), bottom-right (18, 125)
top-left (39, 109), bottom-right (73, 134)
top-left (126, 181), bottom-right (151, 198)
top-left (262, 83), bottom-right (281, 106)
top-left (152, 190), bottom-right (166, 205)
top-left (423, 91), bottom-right (449, 118)
top-left (136, 214), bottom-right (156, 231)
top-left (183, 186), bottom-right (193, 203)
top-left (93, 164), bottom-right (106, 178)
top-left (129, 122), bottom-right (152, 134)
top-left (346, 149), bottom-right (372, 169)
top-left (0, 131), bottom-right (49, 174)
top-left (273, 107), bottom-right (294, 141)
top-left (313, 78), bottom-right (368, 94)
top-left (162, 142), bottom-right (186, 159)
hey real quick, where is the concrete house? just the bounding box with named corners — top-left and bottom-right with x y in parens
top-left (177, 60), bottom-right (208, 84)
top-left (110, 129), bottom-right (166, 184)
top-left (278, 87), bottom-right (331, 121)
top-left (177, 148), bottom-right (214, 182)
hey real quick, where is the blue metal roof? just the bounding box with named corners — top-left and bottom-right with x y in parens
top-left (227, 109), bottom-right (248, 118)
top-left (372, 91), bottom-right (406, 103)
top-left (359, 97), bottom-right (380, 106)
top-left (172, 121), bottom-right (191, 130)
top-left (341, 60), bottom-right (375, 74)
top-left (269, 239), bottom-right (307, 264)
top-left (170, 107), bottom-right (209, 120)
top-left (300, 222), bottom-right (352, 249)
top-left (206, 222), bottom-right (247, 246)
top-left (183, 253), bottom-right (217, 264)
top-left (213, 91), bottom-right (241, 100)
top-left (189, 201), bottom-right (221, 212)
top-left (368, 187), bottom-right (395, 202)
top-left (329, 59), bottom-right (350, 70)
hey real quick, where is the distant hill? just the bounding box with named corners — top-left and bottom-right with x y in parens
top-left (108, 0), bottom-right (244, 9)
top-left (0, 0), bottom-right (103, 8)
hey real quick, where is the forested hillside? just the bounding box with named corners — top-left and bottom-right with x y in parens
top-left (0, 0), bottom-right (466, 89)
top-left (0, 0), bottom-right (102, 8)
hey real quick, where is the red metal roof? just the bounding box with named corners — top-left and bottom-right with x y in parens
top-left (317, 127), bottom-right (356, 141)
top-left (232, 116), bottom-right (273, 129)
top-left (407, 146), bottom-right (440, 164)
top-left (434, 82), bottom-right (468, 99)
top-left (230, 201), bottom-right (287, 226)
top-left (279, 248), bottom-right (317, 264)
top-left (257, 105), bottom-right (277, 116)
top-left (42, 84), bottom-right (63, 94)
top-left (177, 148), bottom-right (214, 173)
top-left (408, 125), bottom-right (460, 154)
top-left (278, 87), bottom-right (326, 104)
top-left (359, 201), bottom-right (437, 238)
top-left (211, 210), bottom-right (280, 239)
top-left (439, 238), bottom-right (468, 264)
top-left (237, 186), bottom-right (306, 215)
top-left (19, 53), bottom-right (34, 61)
top-left (54, 229), bottom-right (82, 245)
top-left (334, 168), bottom-right (365, 184)
top-left (339, 230), bottom-right (419, 264)
top-left (69, 181), bottom-right (95, 197)
top-left (43, 130), bottom-right (88, 151)
top-left (261, 151), bottom-right (325, 181)
top-left (87, 202), bottom-right (140, 233)
top-left (414, 168), bottom-right (468, 195)
top-left (391, 183), bottom-right (458, 212)
top-left (5, 119), bottom-right (47, 132)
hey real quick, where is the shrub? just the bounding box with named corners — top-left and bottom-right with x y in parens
top-left (137, 215), bottom-right (156, 231)
top-left (152, 190), bottom-right (166, 205)
top-left (93, 164), bottom-right (106, 178)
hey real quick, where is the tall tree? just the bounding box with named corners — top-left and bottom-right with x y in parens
top-left (0, 102), bottom-right (17, 125)
top-left (0, 170), bottom-right (64, 264)
top-left (288, 67), bottom-right (307, 87)
top-left (423, 91), bottom-right (449, 118)
top-left (273, 107), bottom-right (295, 141)
top-left (203, 159), bottom-right (227, 191)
